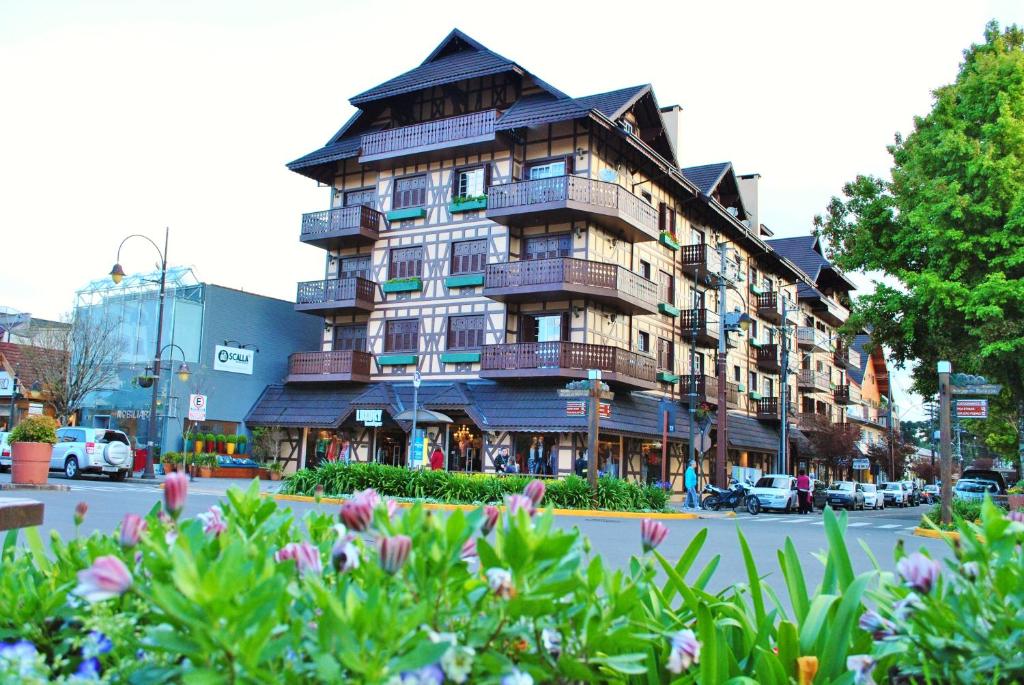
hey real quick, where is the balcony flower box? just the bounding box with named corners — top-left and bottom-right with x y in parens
top-left (382, 277), bottom-right (423, 294)
top-left (656, 371), bottom-right (680, 384)
top-left (749, 339), bottom-right (764, 348)
top-left (658, 303), bottom-right (680, 317)
top-left (748, 391), bottom-right (763, 401)
top-left (659, 231), bottom-right (680, 251)
top-left (750, 284), bottom-right (766, 296)
top-left (440, 352), bottom-right (481, 364)
top-left (386, 207), bottom-right (427, 222)
top-left (449, 195), bottom-right (487, 213)
top-left (377, 354), bottom-right (418, 366)
top-left (444, 274), bottom-right (485, 289)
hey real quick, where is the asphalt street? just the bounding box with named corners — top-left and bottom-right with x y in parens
top-left (1, 473), bottom-right (951, 599)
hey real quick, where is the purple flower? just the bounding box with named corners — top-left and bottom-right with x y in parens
top-left (523, 479), bottom-right (546, 507)
top-left (377, 534), bottom-right (412, 575)
top-left (119, 513), bottom-right (146, 549)
top-left (1008, 510), bottom-right (1024, 523)
top-left (400, 663), bottom-right (445, 685)
top-left (385, 499), bottom-right (400, 519)
top-left (164, 472), bottom-right (188, 519)
top-left (505, 494), bottom-right (534, 517)
top-left (0, 640), bottom-right (39, 677)
top-left (961, 561), bottom-right (981, 580)
top-left (858, 610), bottom-right (896, 640)
top-left (666, 629), bottom-right (700, 673)
top-left (74, 656), bottom-right (102, 680)
top-left (331, 537), bottom-right (360, 574)
top-left (640, 518), bottom-right (669, 553)
top-left (460, 538), bottom-right (477, 561)
top-left (74, 501), bottom-right (88, 527)
top-left (481, 505), bottom-right (500, 535)
top-left (275, 542), bottom-right (323, 577)
top-left (84, 631), bottom-right (112, 658)
top-left (892, 593), bottom-right (924, 621)
top-left (541, 628), bottom-right (562, 659)
top-left (75, 556), bottom-right (133, 602)
top-left (501, 668), bottom-right (534, 685)
top-left (897, 552), bottom-right (941, 594)
top-left (356, 487), bottom-right (381, 510)
top-left (197, 505), bottom-right (227, 537)
top-left (847, 654), bottom-right (876, 685)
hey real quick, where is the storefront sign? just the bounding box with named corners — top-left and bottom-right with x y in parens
top-left (0, 372), bottom-right (12, 397)
top-left (599, 402), bottom-right (611, 418)
top-left (356, 409), bottom-right (382, 427)
top-left (213, 345), bottom-right (254, 375)
top-left (188, 394), bottom-right (207, 421)
top-left (114, 409), bottom-right (150, 420)
top-left (955, 399), bottom-right (988, 418)
top-left (565, 401), bottom-right (610, 417)
top-left (410, 428), bottom-right (426, 468)
top-left (852, 458), bottom-right (870, 470)
top-left (28, 403), bottom-right (44, 415)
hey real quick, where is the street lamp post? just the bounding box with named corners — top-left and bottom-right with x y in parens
top-left (152, 343), bottom-right (191, 478)
top-left (109, 227), bottom-right (169, 479)
top-left (409, 370), bottom-right (421, 469)
top-left (713, 243), bottom-right (751, 487)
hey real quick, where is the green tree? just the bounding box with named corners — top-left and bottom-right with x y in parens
top-left (815, 22), bottom-right (1024, 415)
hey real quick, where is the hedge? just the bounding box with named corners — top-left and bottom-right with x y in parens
top-left (281, 462), bottom-right (670, 512)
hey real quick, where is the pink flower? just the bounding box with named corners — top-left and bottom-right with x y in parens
top-left (75, 556), bottom-right (133, 602)
top-left (377, 534), bottom-right (412, 575)
top-left (505, 494), bottom-right (535, 517)
top-left (847, 655), bottom-right (877, 685)
top-left (74, 501), bottom-right (88, 526)
top-left (197, 505), bottom-right (227, 537)
top-left (275, 542), bottom-right (323, 577)
top-left (666, 629), bottom-right (700, 673)
top-left (313, 484), bottom-right (325, 502)
top-left (460, 538), bottom-right (478, 560)
top-left (640, 519), bottom-right (669, 553)
top-left (481, 505), bottom-right (500, 535)
top-left (1007, 510), bottom-right (1024, 523)
top-left (340, 498), bottom-right (374, 532)
top-left (331, 537), bottom-right (360, 574)
top-left (523, 479), bottom-right (546, 507)
top-left (355, 488), bottom-right (380, 509)
top-left (385, 499), bottom-right (399, 519)
top-left (119, 513), bottom-right (146, 549)
top-left (896, 552), bottom-right (940, 594)
top-left (164, 472), bottom-right (188, 519)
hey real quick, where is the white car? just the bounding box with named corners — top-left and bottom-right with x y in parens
top-left (861, 483), bottom-right (884, 510)
top-left (882, 482), bottom-right (908, 507)
top-left (750, 474), bottom-right (799, 512)
top-left (51, 427), bottom-right (132, 480)
top-left (0, 431), bottom-right (9, 471)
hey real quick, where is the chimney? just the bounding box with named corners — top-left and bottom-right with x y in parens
top-left (736, 173), bottom-right (760, 234)
top-left (659, 105), bottom-right (683, 162)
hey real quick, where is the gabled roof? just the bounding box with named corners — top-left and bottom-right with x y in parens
top-left (244, 384), bottom-right (370, 428)
top-left (574, 84), bottom-right (650, 120)
top-left (767, 235), bottom-right (858, 292)
top-left (848, 334), bottom-right (873, 385)
top-left (494, 93), bottom-right (587, 131)
top-left (680, 162), bottom-right (733, 196)
top-left (0, 341), bottom-right (67, 396)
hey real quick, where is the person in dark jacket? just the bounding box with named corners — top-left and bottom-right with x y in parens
top-left (575, 450), bottom-right (587, 478)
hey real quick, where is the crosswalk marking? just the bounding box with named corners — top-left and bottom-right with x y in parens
top-left (878, 524), bottom-right (902, 529)
top-left (754, 517), bottom-right (783, 522)
top-left (812, 521), bottom-right (826, 525)
top-left (847, 522), bottom-right (871, 527)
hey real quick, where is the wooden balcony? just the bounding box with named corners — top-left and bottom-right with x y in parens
top-left (300, 206), bottom-right (383, 250)
top-left (359, 110), bottom-right (498, 163)
top-left (479, 342), bottom-right (657, 390)
top-left (295, 277), bottom-right (376, 316)
top-left (486, 176), bottom-right (660, 243)
top-left (806, 291), bottom-right (850, 327)
top-left (287, 350), bottom-right (372, 383)
top-left (755, 344), bottom-right (781, 373)
top-left (483, 258), bottom-right (658, 315)
top-left (797, 412), bottom-right (833, 432)
top-left (679, 374), bottom-right (719, 406)
top-left (797, 326), bottom-right (832, 352)
top-left (756, 396), bottom-right (782, 422)
top-left (833, 342), bottom-right (860, 370)
top-left (833, 384), bottom-right (855, 405)
top-left (755, 292), bottom-right (782, 324)
top-left (680, 243), bottom-right (730, 282)
top-left (797, 369), bottom-right (831, 393)
top-left (679, 308), bottom-right (719, 348)
top-left (726, 381), bottom-right (742, 409)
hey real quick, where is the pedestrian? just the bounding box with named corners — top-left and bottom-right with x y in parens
top-left (505, 456), bottom-right (519, 474)
top-left (527, 437), bottom-right (538, 474)
top-left (797, 469), bottom-right (811, 515)
top-left (684, 460), bottom-right (699, 510)
top-left (546, 444), bottom-right (557, 476)
top-left (429, 444), bottom-right (444, 471)
top-left (493, 448), bottom-right (508, 474)
top-left (575, 449), bottom-right (587, 478)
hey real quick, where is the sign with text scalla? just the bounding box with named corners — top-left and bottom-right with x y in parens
top-left (213, 345), bottom-right (254, 375)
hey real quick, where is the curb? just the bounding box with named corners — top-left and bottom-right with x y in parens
top-left (271, 493), bottom-right (700, 521)
top-left (913, 526), bottom-right (958, 540)
top-left (0, 483), bottom-right (71, 492)
top-left (697, 511), bottom-right (737, 519)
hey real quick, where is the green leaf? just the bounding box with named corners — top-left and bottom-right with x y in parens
top-left (778, 538), bottom-right (809, 623)
top-left (591, 653), bottom-right (649, 674)
top-left (23, 527), bottom-right (50, 572)
top-left (823, 507), bottom-right (854, 591)
top-left (661, 527), bottom-right (708, 603)
top-left (737, 527), bottom-right (765, 624)
top-left (388, 639), bottom-right (451, 673)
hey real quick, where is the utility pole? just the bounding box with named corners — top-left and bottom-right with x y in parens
top-left (587, 369), bottom-right (601, 491)
top-left (938, 361), bottom-right (953, 526)
top-left (714, 244), bottom-right (730, 488)
top-left (778, 295), bottom-right (790, 474)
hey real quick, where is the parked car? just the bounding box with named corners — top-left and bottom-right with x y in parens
top-left (901, 481), bottom-right (921, 506)
top-left (827, 481), bottom-right (866, 510)
top-left (51, 427), bottom-right (132, 480)
top-left (921, 484), bottom-right (939, 504)
top-left (882, 481), bottom-right (908, 507)
top-left (0, 431), bottom-right (10, 472)
top-left (954, 478), bottom-right (999, 503)
top-left (862, 483), bottom-right (884, 510)
top-left (749, 474), bottom-right (799, 512)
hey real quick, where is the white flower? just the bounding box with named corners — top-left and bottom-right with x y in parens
top-left (427, 628), bottom-right (457, 646)
top-left (541, 628), bottom-right (562, 659)
top-left (440, 645), bottom-right (475, 683)
top-left (666, 629), bottom-right (700, 673)
top-left (501, 668), bottom-right (533, 685)
top-left (847, 654), bottom-right (876, 685)
top-left (486, 567), bottom-right (514, 599)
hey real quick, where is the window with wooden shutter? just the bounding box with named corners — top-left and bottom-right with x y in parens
top-left (637, 331), bottom-right (650, 353)
top-left (340, 256), bottom-right (371, 279)
top-left (393, 175), bottom-right (427, 209)
top-left (343, 187), bottom-right (376, 208)
top-left (451, 239), bottom-right (487, 275)
top-left (384, 319), bottom-right (419, 352)
top-left (659, 202), bottom-right (667, 231)
top-left (524, 234), bottom-right (571, 261)
top-left (657, 338), bottom-right (674, 372)
top-left (658, 270), bottom-right (674, 304)
top-left (388, 246), bottom-right (423, 279)
top-left (639, 260), bottom-right (652, 280)
top-left (447, 315), bottom-right (484, 350)
top-left (453, 166), bottom-right (488, 200)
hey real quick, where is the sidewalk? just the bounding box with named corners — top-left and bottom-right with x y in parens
top-left (123, 473), bottom-right (283, 496)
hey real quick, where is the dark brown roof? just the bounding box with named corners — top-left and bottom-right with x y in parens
top-left (0, 341), bottom-right (67, 395)
top-left (245, 384), bottom-right (370, 428)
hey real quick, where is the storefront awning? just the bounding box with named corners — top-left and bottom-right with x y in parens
top-left (392, 408), bottom-right (454, 424)
top-left (245, 384), bottom-right (370, 428)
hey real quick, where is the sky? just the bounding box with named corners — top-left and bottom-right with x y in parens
top-left (1, 0), bottom-right (1021, 420)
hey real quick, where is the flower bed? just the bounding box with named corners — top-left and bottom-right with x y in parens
top-left (1, 480), bottom-right (1022, 683)
top-left (922, 498), bottom-right (983, 530)
top-left (281, 462), bottom-right (670, 512)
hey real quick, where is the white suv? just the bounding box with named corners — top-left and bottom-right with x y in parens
top-left (0, 431), bottom-right (10, 471)
top-left (52, 427), bottom-right (132, 480)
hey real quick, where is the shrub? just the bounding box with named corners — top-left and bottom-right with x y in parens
top-left (236, 434), bottom-right (248, 445)
top-left (226, 434), bottom-right (237, 444)
top-left (924, 498), bottom-right (983, 529)
top-left (8, 415), bottom-right (58, 444)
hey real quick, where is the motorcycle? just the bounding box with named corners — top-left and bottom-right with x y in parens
top-left (701, 480), bottom-right (761, 515)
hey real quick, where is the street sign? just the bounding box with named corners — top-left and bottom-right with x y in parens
top-left (557, 388), bottom-right (615, 400)
top-left (955, 399), bottom-right (988, 418)
top-left (566, 401), bottom-right (611, 417)
top-left (599, 402), bottom-right (611, 418)
top-left (188, 394), bottom-right (207, 421)
top-left (659, 398), bottom-right (677, 432)
top-left (356, 409), bottom-right (382, 427)
top-left (852, 458), bottom-right (870, 470)
top-left (951, 384), bottom-right (1002, 396)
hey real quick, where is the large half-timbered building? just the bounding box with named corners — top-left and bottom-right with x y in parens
top-left (247, 29), bottom-right (864, 489)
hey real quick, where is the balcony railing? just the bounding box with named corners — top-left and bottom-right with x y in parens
top-left (756, 396), bottom-right (781, 422)
top-left (483, 258), bottom-right (658, 315)
top-left (756, 292), bottom-right (782, 324)
top-left (833, 384), bottom-right (855, 405)
top-left (797, 327), bottom-right (833, 352)
top-left (726, 381), bottom-right (742, 408)
top-left (479, 341), bottom-right (657, 390)
top-left (295, 277), bottom-right (376, 314)
top-left (797, 412), bottom-right (833, 431)
top-left (359, 110), bottom-right (498, 162)
top-left (679, 308), bottom-right (719, 348)
top-left (810, 292), bottom-right (850, 326)
top-left (679, 374), bottom-right (719, 405)
top-left (680, 243), bottom-right (721, 280)
top-left (755, 344), bottom-right (780, 373)
top-left (797, 369), bottom-right (832, 393)
top-left (299, 205), bottom-right (383, 249)
top-left (486, 176), bottom-right (660, 242)
top-left (287, 350), bottom-right (372, 383)
top-left (834, 342), bottom-right (860, 370)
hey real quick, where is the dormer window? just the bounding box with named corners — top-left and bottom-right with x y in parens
top-left (619, 120), bottom-right (635, 135)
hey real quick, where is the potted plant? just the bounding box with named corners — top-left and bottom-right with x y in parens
top-left (236, 434), bottom-right (248, 455)
top-left (199, 453), bottom-right (215, 478)
top-left (1009, 479), bottom-right (1024, 512)
top-left (268, 460), bottom-right (284, 481)
top-left (225, 434), bottom-right (237, 456)
top-left (162, 451), bottom-right (181, 474)
top-left (204, 433), bottom-right (215, 454)
top-left (193, 432), bottom-right (204, 454)
top-left (9, 415), bottom-right (58, 485)
top-left (215, 433), bottom-right (227, 454)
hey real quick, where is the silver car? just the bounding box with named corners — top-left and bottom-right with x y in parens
top-left (51, 427), bottom-right (132, 480)
top-left (0, 431), bottom-right (10, 471)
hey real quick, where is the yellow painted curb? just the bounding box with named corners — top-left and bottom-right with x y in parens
top-left (913, 526), bottom-right (955, 540)
top-left (269, 493), bottom-right (699, 520)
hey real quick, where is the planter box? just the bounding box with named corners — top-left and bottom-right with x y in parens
top-left (449, 197), bottom-right (487, 213)
top-left (386, 207), bottom-right (427, 222)
top-left (748, 391), bottom-right (763, 401)
top-left (210, 467), bottom-right (264, 479)
top-left (750, 284), bottom-right (766, 295)
top-left (656, 371), bottom-right (680, 384)
top-left (440, 352), bottom-right (481, 364)
top-left (378, 354), bottom-right (418, 366)
top-left (444, 274), bottom-right (485, 288)
top-left (11, 443), bottom-right (51, 485)
top-left (382, 278), bottom-right (423, 294)
top-left (658, 303), bottom-right (680, 317)
top-left (659, 233), bottom-right (680, 251)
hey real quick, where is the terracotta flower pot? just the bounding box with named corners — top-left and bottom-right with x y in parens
top-left (270, 471), bottom-right (282, 481)
top-left (11, 442), bottom-right (52, 485)
top-left (199, 466), bottom-right (213, 478)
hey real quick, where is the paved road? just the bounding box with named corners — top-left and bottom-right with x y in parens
top-left (2, 473), bottom-right (951, 598)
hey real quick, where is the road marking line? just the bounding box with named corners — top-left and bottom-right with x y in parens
top-left (878, 524), bottom-right (902, 529)
top-left (812, 521), bottom-right (826, 525)
top-left (847, 522), bottom-right (871, 527)
top-left (904, 526), bottom-right (918, 530)
top-left (754, 517), bottom-right (783, 522)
